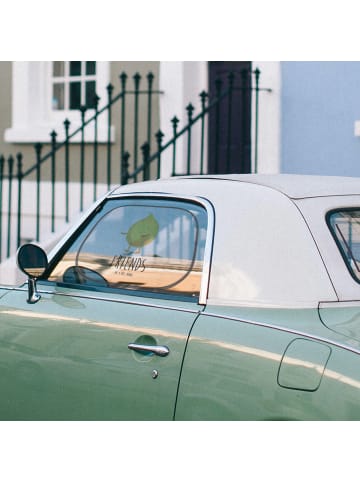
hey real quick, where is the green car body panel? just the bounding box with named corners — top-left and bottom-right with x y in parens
top-left (175, 306), bottom-right (360, 420)
top-left (0, 285), bottom-right (200, 420)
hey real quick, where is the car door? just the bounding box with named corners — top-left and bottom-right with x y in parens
top-left (0, 195), bottom-right (211, 420)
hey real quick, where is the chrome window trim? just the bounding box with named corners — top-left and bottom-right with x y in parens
top-left (48, 192), bottom-right (215, 305)
top-left (11, 285), bottom-right (203, 315)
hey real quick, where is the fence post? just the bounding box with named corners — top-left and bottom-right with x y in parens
top-left (120, 72), bottom-right (127, 180)
top-left (79, 105), bottom-right (87, 212)
top-left (64, 118), bottom-right (70, 223)
top-left (147, 72), bottom-right (154, 149)
top-left (121, 151), bottom-right (130, 185)
top-left (34, 143), bottom-right (42, 242)
top-left (199, 91), bottom-right (208, 175)
top-left (133, 73), bottom-right (141, 182)
top-left (7, 155), bottom-right (14, 257)
top-left (186, 103), bottom-right (194, 175)
top-left (50, 130), bottom-right (57, 232)
top-left (93, 94), bottom-right (100, 201)
top-left (16, 153), bottom-right (23, 249)
top-left (141, 142), bottom-right (150, 181)
top-left (106, 83), bottom-right (114, 190)
top-left (171, 116), bottom-right (179, 176)
top-left (155, 130), bottom-right (164, 179)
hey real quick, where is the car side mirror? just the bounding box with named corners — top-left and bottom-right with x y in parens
top-left (17, 244), bottom-right (48, 304)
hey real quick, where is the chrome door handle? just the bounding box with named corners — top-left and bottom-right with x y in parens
top-left (128, 343), bottom-right (170, 357)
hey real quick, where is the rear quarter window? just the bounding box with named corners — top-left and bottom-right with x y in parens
top-left (327, 208), bottom-right (360, 283)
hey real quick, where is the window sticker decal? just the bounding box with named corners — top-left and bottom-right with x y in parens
top-left (122, 214), bottom-right (159, 254)
top-left (111, 255), bottom-right (146, 272)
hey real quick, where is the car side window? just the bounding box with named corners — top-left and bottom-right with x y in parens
top-left (47, 197), bottom-right (208, 299)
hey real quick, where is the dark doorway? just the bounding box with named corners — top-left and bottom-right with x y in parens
top-left (208, 61), bottom-right (252, 174)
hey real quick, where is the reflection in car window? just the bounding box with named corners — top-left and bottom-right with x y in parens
top-left (328, 209), bottom-right (360, 282)
top-left (48, 198), bottom-right (208, 298)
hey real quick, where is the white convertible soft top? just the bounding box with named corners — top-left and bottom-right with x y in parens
top-left (169, 173), bottom-right (360, 199)
top-left (113, 173), bottom-right (360, 199)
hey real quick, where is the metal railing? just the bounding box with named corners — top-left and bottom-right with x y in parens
top-left (0, 67), bottom-right (270, 262)
top-left (121, 68), bottom-right (271, 184)
top-left (0, 71), bottom-right (162, 262)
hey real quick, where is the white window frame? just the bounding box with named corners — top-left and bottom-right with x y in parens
top-left (51, 61), bottom-right (97, 112)
top-left (5, 61), bottom-right (112, 143)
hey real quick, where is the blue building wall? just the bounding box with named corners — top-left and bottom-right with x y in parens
top-left (281, 61), bottom-right (360, 176)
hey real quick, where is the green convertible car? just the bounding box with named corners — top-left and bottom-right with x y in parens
top-left (1, 173), bottom-right (360, 420)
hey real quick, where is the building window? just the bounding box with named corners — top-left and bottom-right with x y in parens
top-left (52, 61), bottom-right (97, 111)
top-left (4, 61), bottom-right (111, 143)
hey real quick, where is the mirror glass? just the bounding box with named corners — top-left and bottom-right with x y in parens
top-left (17, 244), bottom-right (48, 278)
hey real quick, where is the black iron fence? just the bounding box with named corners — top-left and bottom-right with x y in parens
top-left (121, 68), bottom-right (271, 183)
top-left (0, 67), bottom-right (270, 262)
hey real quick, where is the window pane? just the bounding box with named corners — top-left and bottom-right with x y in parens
top-left (328, 209), bottom-right (360, 282)
top-left (85, 81), bottom-right (96, 108)
top-left (70, 81), bottom-right (81, 109)
top-left (53, 61), bottom-right (64, 77)
top-left (86, 61), bottom-right (96, 75)
top-left (48, 199), bottom-right (208, 298)
top-left (70, 61), bottom-right (81, 76)
top-left (52, 83), bottom-right (64, 110)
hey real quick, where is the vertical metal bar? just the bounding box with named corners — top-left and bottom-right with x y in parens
top-left (121, 151), bottom-right (130, 186)
top-left (106, 83), bottom-right (113, 190)
top-left (7, 156), bottom-right (14, 258)
top-left (186, 103), bottom-right (194, 175)
top-left (64, 119), bottom-right (70, 223)
top-left (199, 91), bottom-right (208, 175)
top-left (93, 94), bottom-right (99, 201)
top-left (80, 106), bottom-right (86, 212)
top-left (254, 67), bottom-right (260, 174)
top-left (133, 73), bottom-right (141, 182)
top-left (50, 131), bottom-right (57, 233)
top-left (120, 72), bottom-right (127, 183)
top-left (147, 72), bottom-right (154, 149)
top-left (214, 78), bottom-right (222, 173)
top-left (171, 116), bottom-right (179, 176)
top-left (34, 143), bottom-right (42, 242)
top-left (16, 153), bottom-right (23, 249)
top-left (226, 72), bottom-right (234, 173)
top-left (141, 142), bottom-right (150, 181)
top-left (0, 155), bottom-right (4, 262)
top-left (155, 130), bottom-right (164, 179)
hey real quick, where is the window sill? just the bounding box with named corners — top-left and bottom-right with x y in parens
top-left (4, 124), bottom-right (115, 144)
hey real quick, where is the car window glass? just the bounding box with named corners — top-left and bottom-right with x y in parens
top-left (47, 198), bottom-right (208, 299)
top-left (328, 209), bottom-right (360, 282)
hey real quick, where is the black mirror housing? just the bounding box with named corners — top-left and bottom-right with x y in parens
top-left (17, 244), bottom-right (48, 303)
